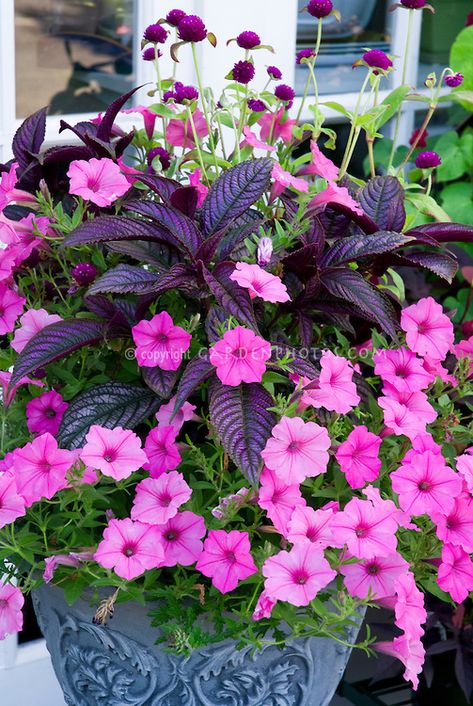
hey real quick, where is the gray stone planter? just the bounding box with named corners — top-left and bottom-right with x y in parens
top-left (33, 584), bottom-right (362, 706)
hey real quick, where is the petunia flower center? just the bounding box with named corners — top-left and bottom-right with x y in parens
top-left (418, 481), bottom-right (431, 491)
top-left (306, 527), bottom-right (319, 542)
top-left (395, 367), bottom-right (409, 379)
top-left (355, 525), bottom-right (366, 538)
top-left (165, 531), bottom-right (178, 541)
top-left (232, 347), bottom-right (247, 359)
top-left (103, 449), bottom-right (117, 463)
top-left (158, 493), bottom-right (172, 507)
top-left (293, 570), bottom-right (309, 585)
top-left (367, 563), bottom-right (379, 575)
top-left (155, 333), bottom-right (169, 343)
top-left (122, 543), bottom-right (137, 558)
top-left (287, 441), bottom-right (300, 452)
top-left (225, 551), bottom-right (237, 563)
top-left (86, 177), bottom-right (101, 193)
top-left (45, 408), bottom-right (57, 418)
top-left (40, 463), bottom-right (52, 474)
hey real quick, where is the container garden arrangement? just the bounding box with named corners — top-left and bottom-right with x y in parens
top-left (1, 2), bottom-right (473, 705)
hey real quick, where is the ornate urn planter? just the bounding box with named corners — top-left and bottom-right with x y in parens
top-left (33, 584), bottom-right (361, 706)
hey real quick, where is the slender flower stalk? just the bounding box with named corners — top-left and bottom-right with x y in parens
top-left (186, 107), bottom-right (209, 183)
top-left (339, 72), bottom-right (371, 177)
top-left (191, 43), bottom-right (219, 170)
top-left (296, 18), bottom-right (323, 123)
top-left (387, 8), bottom-right (414, 171)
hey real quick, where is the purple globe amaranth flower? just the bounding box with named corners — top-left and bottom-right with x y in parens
top-left (257, 237), bottom-right (273, 266)
top-left (232, 60), bottom-right (256, 85)
top-left (237, 31), bottom-right (261, 49)
top-left (178, 15), bottom-right (207, 42)
top-left (166, 9), bottom-right (187, 26)
top-left (415, 151), bottom-right (442, 169)
top-left (267, 66), bottom-right (282, 80)
top-left (307, 0), bottom-right (334, 18)
top-left (174, 82), bottom-right (199, 103)
top-left (71, 263), bottom-right (97, 287)
top-left (363, 49), bottom-right (393, 72)
top-left (248, 99), bottom-right (267, 112)
top-left (467, 10), bottom-right (473, 26)
top-left (409, 127), bottom-right (429, 148)
top-left (163, 90), bottom-right (176, 102)
top-left (445, 73), bottom-right (464, 88)
top-left (296, 48), bottom-right (316, 64)
top-left (400, 0), bottom-right (426, 7)
top-left (142, 47), bottom-right (162, 61)
top-left (275, 84), bottom-right (295, 102)
top-left (148, 147), bottom-right (172, 171)
top-left (143, 23), bottom-right (168, 44)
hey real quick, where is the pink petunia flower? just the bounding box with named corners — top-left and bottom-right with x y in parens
top-left (401, 297), bottom-right (454, 361)
top-left (242, 127), bottom-right (275, 153)
top-left (258, 107), bottom-right (296, 143)
top-left (0, 213), bottom-right (45, 267)
top-left (116, 156), bottom-right (142, 184)
top-left (0, 285), bottom-right (25, 335)
top-left (454, 336), bottom-right (473, 376)
top-left (131, 472), bottom-right (192, 525)
top-left (258, 466), bottom-right (306, 535)
top-left (270, 163), bottom-right (309, 201)
top-left (336, 426), bottom-right (382, 489)
top-left (229, 262), bottom-right (290, 303)
top-left (391, 450), bottom-right (462, 516)
top-left (340, 552), bottom-right (409, 600)
top-left (362, 485), bottom-right (416, 532)
top-left (286, 506), bottom-right (338, 548)
top-left (457, 453), bottom-right (473, 494)
top-left (433, 496), bottom-right (473, 552)
top-left (166, 109), bottom-right (208, 148)
top-left (26, 390), bottom-right (68, 436)
top-left (261, 415), bottom-right (330, 484)
top-left (67, 158), bottom-right (131, 207)
top-left (383, 385), bottom-right (437, 427)
top-left (378, 397), bottom-right (428, 440)
top-left (298, 140), bottom-right (339, 181)
top-left (196, 529), bottom-right (258, 594)
top-left (188, 168), bottom-right (209, 207)
top-left (252, 591), bottom-right (277, 621)
top-left (422, 355), bottom-right (457, 386)
top-left (94, 518), bottom-right (164, 580)
top-left (301, 351), bottom-right (360, 414)
top-left (402, 434), bottom-right (442, 464)
top-left (0, 248), bottom-right (16, 283)
top-left (132, 311), bottom-right (191, 371)
top-left (12, 433), bottom-right (75, 506)
top-left (155, 396), bottom-right (197, 433)
top-left (0, 371), bottom-right (44, 408)
top-left (0, 162), bottom-right (37, 211)
top-left (330, 497), bottom-right (399, 559)
top-left (374, 348), bottom-right (434, 394)
top-left (0, 584), bottom-right (24, 640)
top-left (262, 543), bottom-right (336, 607)
top-left (209, 326), bottom-right (272, 386)
top-left (156, 511), bottom-right (206, 567)
top-left (43, 551), bottom-right (94, 584)
top-left (11, 309), bottom-right (62, 353)
top-left (121, 106), bottom-right (157, 140)
top-left (438, 544), bottom-right (473, 603)
top-left (308, 183), bottom-right (364, 216)
top-left (80, 425), bottom-right (147, 481)
top-left (374, 636), bottom-right (425, 690)
top-left (0, 473), bottom-right (26, 528)
top-left (394, 572), bottom-right (426, 641)
top-left (143, 425), bottom-right (181, 478)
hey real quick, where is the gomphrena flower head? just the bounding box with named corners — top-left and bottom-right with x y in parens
top-left (232, 60), bottom-right (256, 85)
top-left (248, 99), bottom-right (267, 112)
top-left (401, 0), bottom-right (426, 7)
top-left (147, 147), bottom-right (171, 171)
top-left (163, 90), bottom-right (176, 102)
top-left (166, 9), bottom-right (187, 26)
top-left (445, 72), bottom-right (464, 88)
top-left (267, 65), bottom-right (282, 80)
top-left (415, 151), bottom-right (442, 169)
top-left (237, 30), bottom-right (261, 49)
top-left (307, 0), bottom-right (334, 18)
top-left (296, 48), bottom-right (316, 64)
top-left (143, 23), bottom-right (168, 44)
top-left (274, 84), bottom-right (296, 102)
top-left (178, 14), bottom-right (207, 42)
top-left (363, 49), bottom-right (393, 72)
top-left (174, 82), bottom-right (199, 103)
top-left (71, 263), bottom-right (97, 287)
top-left (409, 127), bottom-right (429, 148)
top-left (142, 47), bottom-right (162, 61)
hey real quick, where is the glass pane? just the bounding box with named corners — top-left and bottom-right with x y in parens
top-left (296, 0), bottom-right (391, 95)
top-left (15, 0), bottom-right (135, 118)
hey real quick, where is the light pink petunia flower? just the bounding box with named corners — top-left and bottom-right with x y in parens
top-left (0, 371), bottom-right (44, 408)
top-left (131, 472), bottom-right (192, 525)
top-left (155, 397), bottom-right (197, 433)
top-left (301, 351), bottom-right (360, 414)
top-left (330, 497), bottom-right (399, 559)
top-left (132, 311), bottom-right (192, 371)
top-left (121, 106), bottom-right (157, 140)
top-left (242, 126), bottom-right (275, 152)
top-left (12, 433), bottom-right (75, 506)
top-left (258, 107), bottom-right (296, 143)
top-left (80, 425), bottom-right (147, 481)
top-left (378, 397), bottom-right (428, 441)
top-left (257, 466), bottom-right (306, 535)
top-left (454, 336), bottom-right (473, 376)
top-left (457, 452), bottom-right (473, 494)
top-left (11, 308), bottom-right (62, 353)
top-left (196, 529), bottom-right (258, 594)
top-left (261, 415), bottom-right (330, 484)
top-left (43, 551), bottom-right (94, 584)
top-left (383, 385), bottom-right (437, 427)
top-left (0, 584), bottom-right (24, 640)
top-left (374, 636), bottom-right (425, 690)
top-left (336, 426), bottom-right (382, 489)
top-left (286, 506), bottom-right (338, 548)
top-left (209, 326), bottom-right (272, 386)
top-left (26, 390), bottom-right (68, 436)
top-left (166, 109), bottom-right (208, 148)
top-left (308, 182), bottom-right (364, 216)
top-left (401, 297), bottom-right (454, 361)
top-left (298, 140), bottom-right (339, 181)
top-left (0, 248), bottom-right (16, 283)
top-left (94, 518), bottom-right (164, 580)
top-left (362, 485), bottom-right (416, 532)
top-left (437, 544), bottom-right (473, 603)
top-left (340, 552), bottom-right (409, 599)
top-left (229, 262), bottom-right (290, 303)
top-left (374, 348), bottom-right (434, 394)
top-left (252, 591), bottom-right (277, 621)
top-left (188, 168), bottom-right (209, 207)
top-left (67, 158), bottom-right (130, 207)
top-left (270, 163), bottom-right (309, 201)
top-left (0, 162), bottom-right (37, 211)
top-left (422, 355), bottom-right (457, 386)
top-left (0, 285), bottom-right (25, 335)
top-left (143, 425), bottom-right (181, 478)
top-left (262, 543), bottom-right (336, 607)
top-left (394, 572), bottom-right (426, 641)
top-left (433, 496), bottom-right (473, 552)
top-left (0, 473), bottom-right (26, 528)
top-left (157, 511), bottom-right (206, 567)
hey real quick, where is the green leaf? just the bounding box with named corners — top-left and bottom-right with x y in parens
top-left (377, 85), bottom-right (411, 128)
top-left (405, 192), bottom-right (452, 222)
top-left (440, 182), bottom-right (473, 226)
top-left (450, 26), bottom-right (473, 112)
top-left (432, 131), bottom-right (469, 183)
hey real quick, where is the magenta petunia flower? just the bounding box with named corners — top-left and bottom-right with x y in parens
top-left (257, 237), bottom-right (273, 267)
top-left (131, 472), bottom-right (191, 525)
top-left (12, 433), bottom-right (75, 506)
top-left (455, 336), bottom-right (473, 377)
top-left (230, 262), bottom-right (290, 303)
top-left (309, 182), bottom-right (364, 216)
top-left (270, 163), bottom-right (309, 200)
top-left (306, 351), bottom-right (360, 414)
top-left (0, 473), bottom-right (26, 528)
top-left (143, 425), bottom-right (181, 478)
top-left (155, 396), bottom-right (197, 433)
top-left (262, 543), bottom-right (336, 607)
top-left (132, 311), bottom-right (191, 371)
top-left (209, 326), bottom-right (271, 387)
top-left (383, 385), bottom-right (437, 427)
top-left (340, 552), bottom-right (409, 599)
top-left (374, 348), bottom-right (434, 394)
top-left (401, 433), bottom-right (442, 466)
top-left (0, 371), bottom-right (44, 408)
top-left (258, 107), bottom-right (296, 143)
top-left (121, 106), bottom-right (158, 141)
top-left (166, 110), bottom-right (208, 148)
top-left (330, 497), bottom-right (399, 559)
top-left (378, 397), bottom-right (428, 440)
top-left (80, 425), bottom-right (147, 481)
top-left (457, 452), bottom-right (473, 494)
top-left (43, 551), bottom-right (93, 584)
top-left (0, 584), bottom-right (24, 640)
top-left (188, 168), bottom-right (209, 206)
top-left (437, 544), bottom-right (473, 603)
top-left (286, 506), bottom-right (337, 548)
top-left (401, 298), bottom-right (454, 361)
top-left (94, 518), bottom-right (164, 580)
top-left (433, 496), bottom-right (473, 552)
top-left (242, 127), bottom-right (275, 153)
top-left (67, 158), bottom-right (130, 207)
top-left (394, 572), bottom-right (426, 640)
top-left (0, 162), bottom-right (37, 211)
top-left (157, 511), bottom-right (206, 567)
top-left (11, 308), bottom-right (62, 353)
top-left (391, 450), bottom-right (462, 516)
top-left (374, 636), bottom-right (425, 690)
top-left (336, 426), bottom-right (382, 489)
top-left (298, 140), bottom-right (339, 180)
top-left (0, 285), bottom-right (25, 335)
top-left (252, 591), bottom-right (277, 621)
top-left (362, 485), bottom-right (415, 532)
top-left (261, 416), bottom-right (330, 484)
top-left (258, 466), bottom-right (306, 535)
top-left (26, 390), bottom-right (68, 436)
top-left (196, 529), bottom-right (258, 594)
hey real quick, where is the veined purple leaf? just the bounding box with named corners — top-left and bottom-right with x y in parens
top-left (12, 107), bottom-right (47, 167)
top-left (123, 200), bottom-right (202, 256)
top-left (42, 144), bottom-right (94, 167)
top-left (321, 231), bottom-right (412, 268)
top-left (106, 240), bottom-right (179, 269)
top-left (58, 119), bottom-right (113, 158)
top-left (320, 268), bottom-right (399, 338)
top-left (324, 202), bottom-right (378, 235)
top-left (96, 86), bottom-right (142, 141)
top-left (87, 265), bottom-right (164, 296)
top-left (283, 244), bottom-right (319, 281)
top-left (216, 211), bottom-right (263, 261)
top-left (9, 319), bottom-right (109, 388)
top-left (170, 186), bottom-right (199, 218)
top-left (150, 263), bottom-right (199, 296)
top-left (406, 223), bottom-right (473, 243)
top-left (268, 344), bottom-right (319, 379)
top-left (142, 367), bottom-right (177, 399)
top-left (201, 262), bottom-right (258, 331)
top-left (173, 353), bottom-right (215, 416)
top-left (134, 174), bottom-right (181, 202)
top-left (298, 313), bottom-right (314, 347)
top-left (208, 379), bottom-right (276, 485)
top-left (57, 382), bottom-right (160, 449)
top-left (205, 306), bottom-right (230, 343)
top-left (201, 158), bottom-right (273, 235)
top-left (64, 216), bottom-right (176, 249)
top-left (392, 250), bottom-right (458, 283)
top-left (358, 176), bottom-right (406, 232)
top-left (84, 296), bottom-right (132, 332)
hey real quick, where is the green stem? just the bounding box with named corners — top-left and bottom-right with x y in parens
top-left (186, 107), bottom-right (209, 183)
top-left (387, 9), bottom-right (414, 171)
top-left (396, 104), bottom-right (435, 176)
top-left (339, 72), bottom-right (371, 178)
top-left (191, 42), bottom-right (219, 171)
top-left (296, 18), bottom-right (323, 122)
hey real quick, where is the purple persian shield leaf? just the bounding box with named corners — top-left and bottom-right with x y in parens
top-left (142, 367), bottom-right (177, 399)
top-left (320, 203), bottom-right (379, 235)
top-left (299, 313), bottom-right (314, 347)
top-left (205, 306), bottom-right (230, 344)
top-left (63, 216), bottom-right (177, 249)
top-left (133, 174), bottom-right (181, 202)
top-left (268, 344), bottom-right (319, 379)
top-left (201, 262), bottom-right (259, 331)
top-left (57, 382), bottom-right (161, 449)
top-left (392, 251), bottom-right (458, 283)
top-left (9, 319), bottom-right (110, 389)
top-left (123, 200), bottom-right (202, 256)
top-left (42, 145), bottom-right (95, 167)
top-left (12, 107), bottom-right (47, 167)
top-left (201, 158), bottom-right (273, 235)
top-left (172, 353), bottom-right (215, 417)
top-left (96, 86), bottom-right (142, 141)
top-left (216, 211), bottom-right (264, 262)
top-left (358, 176), bottom-right (406, 232)
top-left (208, 379), bottom-right (276, 485)
top-left (106, 240), bottom-right (179, 270)
top-left (283, 245), bottom-right (319, 281)
top-left (170, 186), bottom-right (199, 218)
top-left (87, 265), bottom-right (165, 296)
top-left (84, 296), bottom-right (132, 333)
top-left (320, 231), bottom-right (412, 268)
top-left (406, 223), bottom-right (473, 243)
top-left (320, 268), bottom-right (399, 339)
